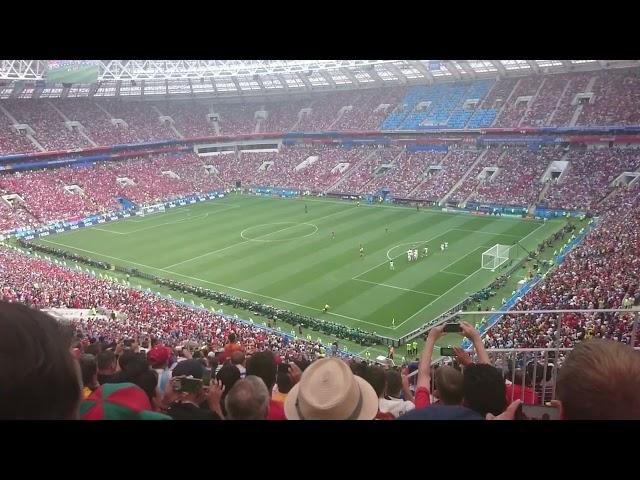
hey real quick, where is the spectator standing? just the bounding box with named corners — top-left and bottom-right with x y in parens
top-left (230, 351), bottom-right (247, 378)
top-left (246, 351), bottom-right (286, 420)
top-left (379, 369), bottom-right (415, 418)
top-left (225, 376), bottom-right (271, 420)
top-left (284, 357), bottom-right (378, 420)
top-left (162, 359), bottom-right (224, 420)
top-left (96, 351), bottom-right (117, 385)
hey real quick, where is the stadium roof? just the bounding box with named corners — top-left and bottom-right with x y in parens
top-left (1, 60), bottom-right (638, 100)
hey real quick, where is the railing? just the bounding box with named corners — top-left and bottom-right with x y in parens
top-left (408, 344), bottom-right (640, 405)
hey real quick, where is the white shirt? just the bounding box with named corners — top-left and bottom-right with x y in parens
top-left (379, 397), bottom-right (415, 418)
top-left (234, 364), bottom-right (247, 378)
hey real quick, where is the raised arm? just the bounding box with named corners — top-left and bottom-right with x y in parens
top-left (460, 321), bottom-right (491, 365)
top-left (417, 325), bottom-right (443, 389)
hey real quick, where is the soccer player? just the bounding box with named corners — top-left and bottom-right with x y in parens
top-left (359, 244), bottom-right (364, 257)
top-left (385, 227), bottom-right (389, 234)
top-left (407, 250), bottom-right (412, 262)
top-left (423, 246), bottom-right (428, 257)
top-left (440, 243), bottom-right (445, 253)
top-left (331, 231), bottom-right (335, 240)
top-left (412, 249), bottom-right (418, 261)
top-left (412, 341), bottom-right (418, 356)
top-left (444, 241), bottom-right (449, 250)
top-left (391, 317), bottom-right (395, 327)
top-left (389, 260), bottom-right (395, 270)
top-left (305, 204), bottom-right (308, 213)
top-left (323, 304), bottom-right (330, 313)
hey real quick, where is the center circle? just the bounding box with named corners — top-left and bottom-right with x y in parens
top-left (240, 222), bottom-right (319, 242)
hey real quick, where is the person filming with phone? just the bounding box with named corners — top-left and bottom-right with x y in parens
top-left (399, 321), bottom-right (506, 420)
top-left (159, 359), bottom-right (225, 420)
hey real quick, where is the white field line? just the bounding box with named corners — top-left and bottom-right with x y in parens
top-left (390, 223), bottom-right (557, 331)
top-left (36, 237), bottom-right (385, 328)
top-left (352, 278), bottom-right (440, 296)
top-left (438, 245), bottom-right (488, 275)
top-left (128, 208), bottom-right (192, 223)
top-left (518, 221), bottom-right (549, 244)
top-left (450, 228), bottom-right (522, 238)
top-left (92, 204), bottom-right (239, 235)
top-left (94, 212), bottom-right (211, 235)
top-left (354, 229), bottom-right (455, 279)
top-left (296, 196), bottom-right (546, 224)
top-left (162, 205), bottom-right (356, 270)
top-left (393, 267), bottom-right (485, 330)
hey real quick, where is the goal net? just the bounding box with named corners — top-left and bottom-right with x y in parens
top-left (481, 244), bottom-right (511, 271)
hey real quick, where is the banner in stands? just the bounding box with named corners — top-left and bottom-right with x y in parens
top-left (533, 207), bottom-right (587, 219)
top-left (405, 144), bottom-right (448, 152)
top-left (253, 187), bottom-right (300, 198)
top-left (9, 192), bottom-right (225, 239)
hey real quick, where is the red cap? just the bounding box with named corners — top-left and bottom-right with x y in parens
top-left (147, 345), bottom-right (171, 367)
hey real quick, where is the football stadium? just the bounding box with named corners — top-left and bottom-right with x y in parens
top-left (1, 59), bottom-right (639, 421)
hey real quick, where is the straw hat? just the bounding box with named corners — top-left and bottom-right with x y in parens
top-left (284, 357), bottom-right (378, 420)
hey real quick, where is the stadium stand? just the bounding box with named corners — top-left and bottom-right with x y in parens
top-left (3, 100), bottom-right (92, 151)
top-left (493, 76), bottom-right (546, 128)
top-left (471, 147), bottom-right (560, 207)
top-left (0, 112), bottom-right (38, 155)
top-left (0, 153), bottom-right (225, 231)
top-left (365, 150), bottom-right (448, 198)
top-left (5, 63), bottom-right (640, 420)
top-left (157, 101), bottom-right (218, 138)
top-left (543, 148), bottom-right (640, 211)
top-left (415, 149), bottom-right (479, 201)
top-left (577, 69), bottom-right (640, 126)
top-left (484, 183), bottom-right (640, 350)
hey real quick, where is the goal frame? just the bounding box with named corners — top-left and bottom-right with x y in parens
top-left (481, 243), bottom-right (511, 271)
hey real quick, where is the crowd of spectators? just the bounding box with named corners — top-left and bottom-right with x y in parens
top-left (53, 99), bottom-right (139, 145)
top-left (0, 153), bottom-right (224, 231)
top-left (471, 147), bottom-right (558, 207)
top-left (365, 150), bottom-right (447, 198)
top-left (484, 185), bottom-right (640, 350)
top-left (0, 113), bottom-right (37, 155)
top-left (544, 148), bottom-right (640, 211)
top-left (520, 74), bottom-right (572, 128)
top-left (329, 147), bottom-right (399, 194)
top-left (415, 149), bottom-right (480, 201)
top-left (448, 148), bottom-right (504, 203)
top-left (493, 76), bottom-right (546, 128)
top-left (4, 295), bottom-right (640, 420)
top-left (547, 75), bottom-right (591, 127)
top-left (3, 71), bottom-right (640, 158)
top-left (577, 69), bottom-right (640, 126)
top-left (3, 100), bottom-right (91, 151)
top-left (157, 101), bottom-right (218, 138)
top-left (0, 246), bottom-right (333, 360)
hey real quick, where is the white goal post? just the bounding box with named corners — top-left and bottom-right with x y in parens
top-left (481, 244), bottom-right (512, 271)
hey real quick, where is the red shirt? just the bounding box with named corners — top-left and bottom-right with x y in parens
top-left (505, 383), bottom-right (540, 404)
top-left (224, 342), bottom-right (242, 358)
top-left (267, 399), bottom-right (286, 420)
top-left (414, 386), bottom-right (432, 409)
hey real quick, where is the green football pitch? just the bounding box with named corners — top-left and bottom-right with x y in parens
top-left (32, 195), bottom-right (566, 340)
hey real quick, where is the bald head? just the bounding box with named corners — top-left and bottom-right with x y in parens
top-left (224, 375), bottom-right (270, 420)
